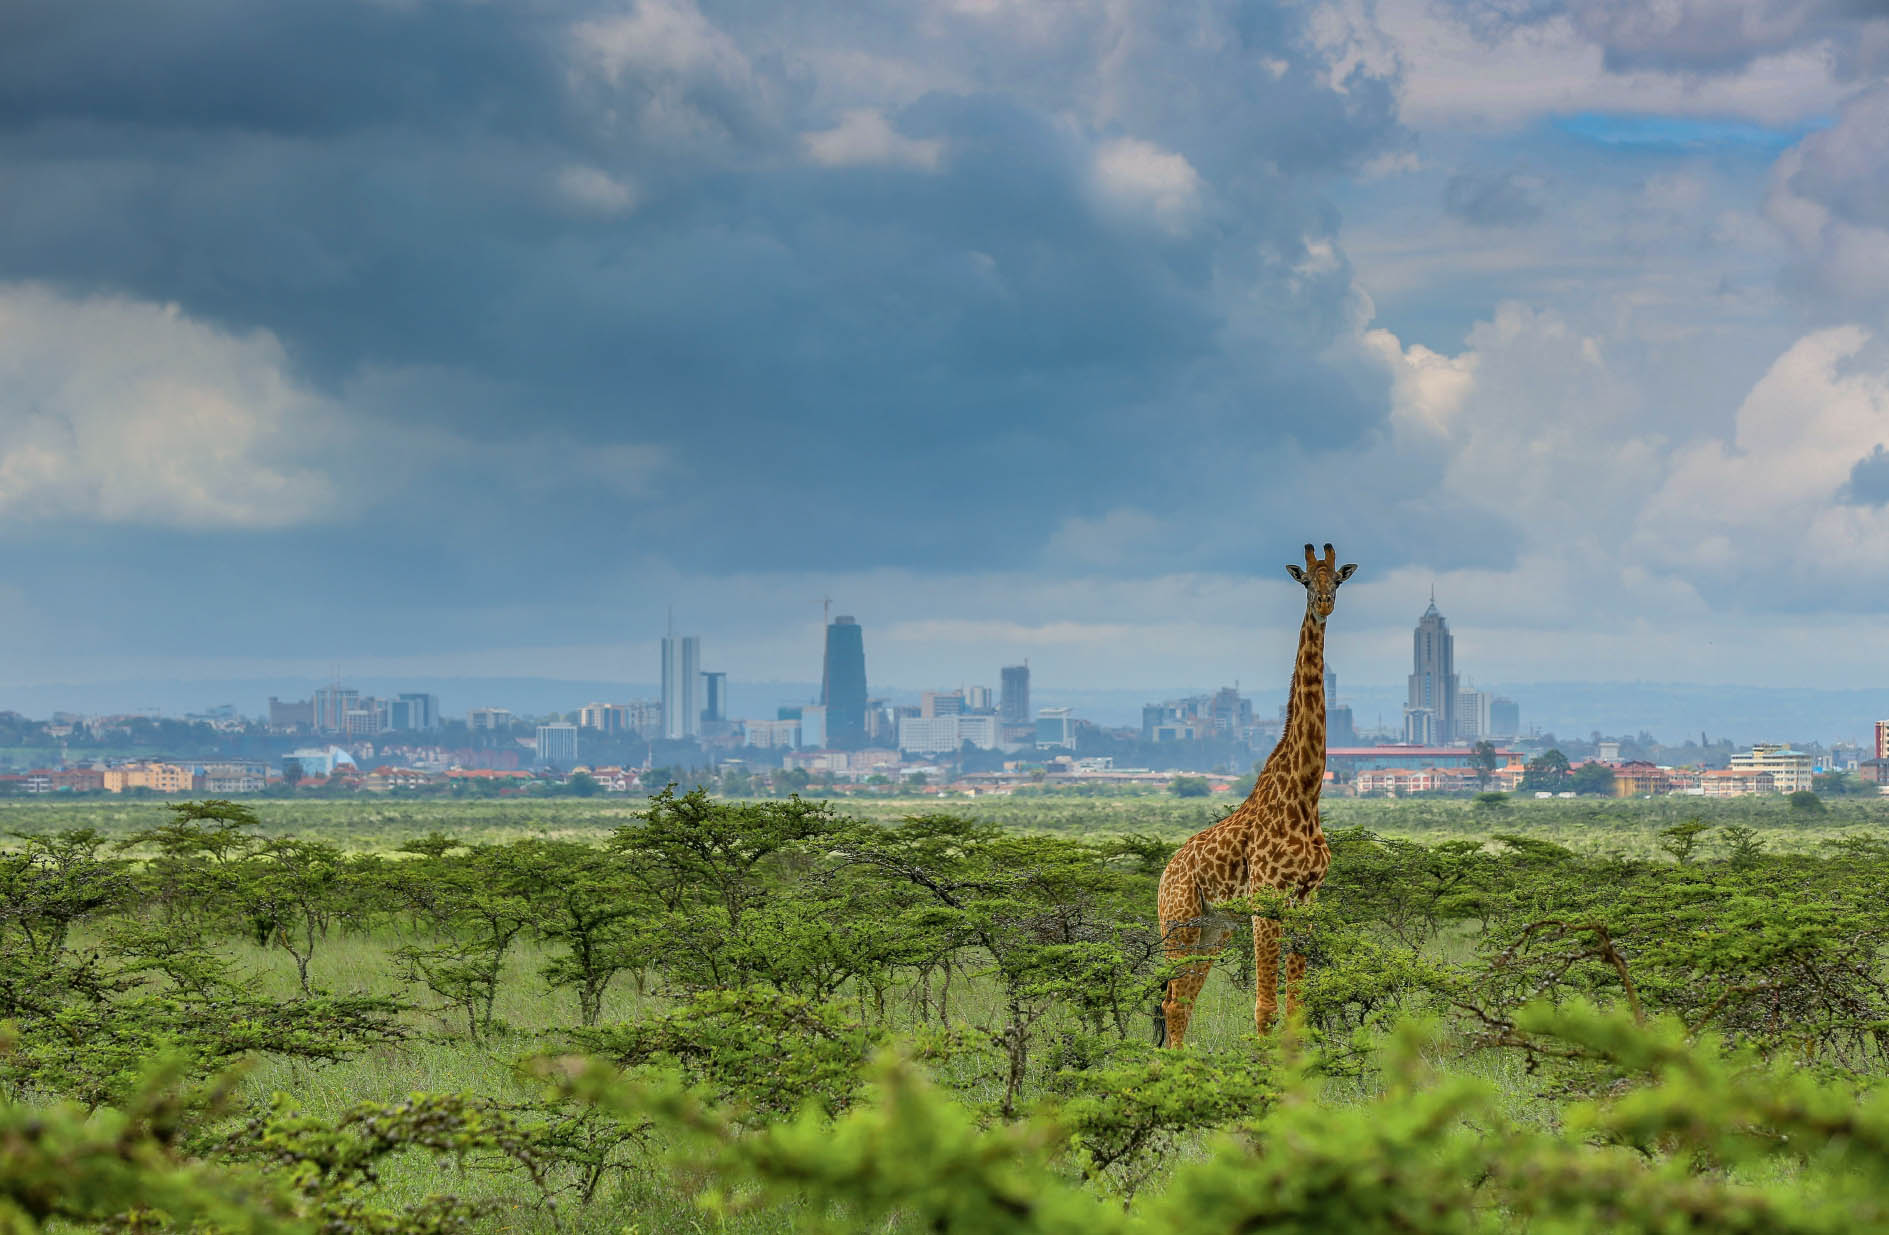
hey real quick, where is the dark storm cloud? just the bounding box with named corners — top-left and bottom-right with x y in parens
top-left (0, 0), bottom-right (570, 138)
top-left (0, 0), bottom-right (1417, 653)
top-left (1443, 169), bottom-right (1545, 226)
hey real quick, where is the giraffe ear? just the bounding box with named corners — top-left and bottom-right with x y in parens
top-left (1285, 565), bottom-right (1309, 584)
top-left (1336, 563), bottom-right (1358, 583)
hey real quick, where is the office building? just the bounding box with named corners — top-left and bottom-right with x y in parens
top-left (396, 692), bottom-right (440, 731)
top-left (200, 761), bottom-right (269, 794)
top-left (821, 616), bottom-right (868, 749)
top-left (381, 693), bottom-right (438, 733)
top-left (1455, 689), bottom-right (1491, 743)
top-left (579, 702), bottom-right (629, 733)
top-left (1321, 665), bottom-right (1357, 745)
top-left (536, 723), bottom-right (579, 769)
top-left (342, 704), bottom-right (383, 739)
top-left (1489, 697), bottom-right (1520, 740)
top-left (865, 699), bottom-right (898, 745)
top-left (956, 713), bottom-right (999, 750)
top-left (313, 686), bottom-right (360, 734)
top-left (1036, 706), bottom-right (1077, 751)
top-left (1329, 702), bottom-right (1357, 747)
top-left (1208, 687), bottom-right (1251, 735)
top-left (1001, 665), bottom-right (1031, 724)
top-left (899, 712), bottom-right (1001, 755)
top-left (285, 747), bottom-right (355, 779)
top-left (701, 671), bottom-right (729, 730)
top-left (921, 690), bottom-right (964, 718)
top-left (268, 697), bottom-right (315, 732)
top-left (1729, 744), bottom-right (1813, 793)
top-left (661, 634), bottom-right (701, 740)
top-left (800, 704), bottom-right (828, 749)
top-left (900, 714), bottom-right (961, 755)
top-left (468, 707), bottom-right (514, 731)
top-left (745, 718), bottom-right (800, 748)
top-left (626, 700), bottom-right (662, 737)
top-left (964, 685), bottom-right (992, 712)
top-left (1404, 597), bottom-right (1457, 747)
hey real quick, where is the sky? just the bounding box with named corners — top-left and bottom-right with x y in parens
top-left (2, 0), bottom-right (1889, 713)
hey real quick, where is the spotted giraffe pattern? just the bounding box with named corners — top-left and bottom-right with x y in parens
top-left (1156, 543), bottom-right (1356, 1047)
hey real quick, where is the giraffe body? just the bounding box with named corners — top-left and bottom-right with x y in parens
top-left (1156, 543), bottom-right (1354, 1047)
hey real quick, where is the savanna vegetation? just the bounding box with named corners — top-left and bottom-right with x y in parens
top-left (1, 788), bottom-right (1884, 851)
top-left (6, 790), bottom-right (1889, 1233)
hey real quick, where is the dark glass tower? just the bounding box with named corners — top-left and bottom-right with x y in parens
top-left (700, 671), bottom-right (728, 726)
top-left (822, 616), bottom-right (868, 749)
top-left (1000, 664), bottom-right (1030, 725)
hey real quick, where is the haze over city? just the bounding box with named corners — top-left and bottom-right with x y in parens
top-left (3, 0), bottom-right (1889, 717)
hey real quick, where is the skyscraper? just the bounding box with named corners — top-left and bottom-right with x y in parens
top-left (382, 692), bottom-right (440, 732)
top-left (701, 671), bottom-right (728, 729)
top-left (1404, 596), bottom-right (1457, 746)
top-left (661, 634), bottom-right (701, 740)
top-left (397, 692), bottom-right (440, 732)
top-left (313, 685), bottom-right (359, 734)
top-left (1455, 689), bottom-right (1491, 742)
top-left (821, 616), bottom-right (868, 749)
top-left (1001, 665), bottom-right (1031, 725)
top-left (1323, 666), bottom-right (1357, 746)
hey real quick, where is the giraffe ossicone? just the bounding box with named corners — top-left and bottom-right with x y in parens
top-left (1154, 541), bottom-right (1357, 1047)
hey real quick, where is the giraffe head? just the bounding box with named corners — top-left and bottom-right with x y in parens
top-left (1285, 543), bottom-right (1358, 624)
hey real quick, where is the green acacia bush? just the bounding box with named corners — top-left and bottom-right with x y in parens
top-left (10, 795), bottom-right (1889, 1231)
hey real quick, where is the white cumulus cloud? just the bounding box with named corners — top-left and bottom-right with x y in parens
top-left (555, 164), bottom-right (639, 215)
top-left (1091, 136), bottom-right (1205, 232)
top-left (1635, 326), bottom-right (1889, 578)
top-left (802, 109), bottom-right (944, 171)
top-left (0, 284), bottom-right (338, 529)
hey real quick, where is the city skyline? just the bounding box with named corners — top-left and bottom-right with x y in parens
top-left (2, 6), bottom-right (1888, 699)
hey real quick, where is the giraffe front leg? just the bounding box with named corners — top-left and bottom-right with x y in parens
top-left (1252, 916), bottom-right (1282, 1033)
top-left (1284, 885), bottom-right (1318, 1022)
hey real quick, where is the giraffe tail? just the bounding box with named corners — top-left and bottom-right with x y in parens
top-left (1153, 978), bottom-right (1171, 1046)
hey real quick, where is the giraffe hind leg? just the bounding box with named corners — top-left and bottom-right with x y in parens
top-left (1159, 918), bottom-right (1222, 1048)
top-left (1160, 959), bottom-right (1214, 1048)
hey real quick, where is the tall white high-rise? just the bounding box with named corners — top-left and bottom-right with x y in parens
top-left (661, 634), bottom-right (701, 739)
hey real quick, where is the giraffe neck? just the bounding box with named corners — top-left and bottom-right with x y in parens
top-left (1256, 611), bottom-right (1326, 802)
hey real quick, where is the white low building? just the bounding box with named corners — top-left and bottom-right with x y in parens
top-left (1728, 744), bottom-right (1813, 793)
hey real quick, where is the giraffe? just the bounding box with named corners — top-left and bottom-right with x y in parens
top-left (1154, 542), bottom-right (1357, 1047)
